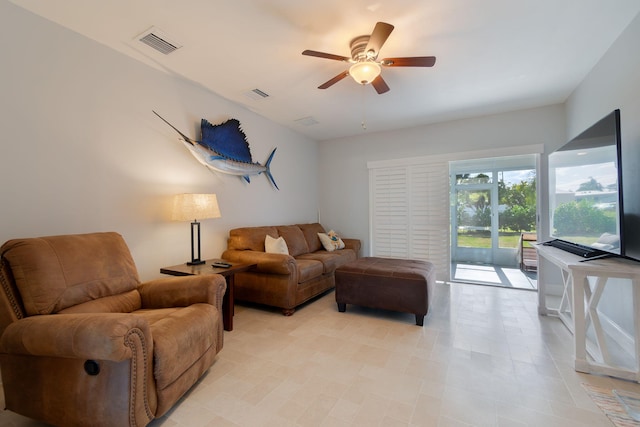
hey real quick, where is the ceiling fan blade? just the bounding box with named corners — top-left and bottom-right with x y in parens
top-left (371, 75), bottom-right (390, 94)
top-left (365, 22), bottom-right (394, 58)
top-left (381, 56), bottom-right (436, 67)
top-left (302, 50), bottom-right (350, 62)
top-left (318, 71), bottom-right (350, 89)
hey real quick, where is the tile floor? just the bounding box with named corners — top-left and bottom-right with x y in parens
top-left (3, 282), bottom-right (640, 426)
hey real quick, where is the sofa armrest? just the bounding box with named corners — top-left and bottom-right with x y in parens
top-left (139, 275), bottom-right (226, 310)
top-left (222, 249), bottom-right (296, 275)
top-left (0, 313), bottom-right (152, 361)
top-left (342, 238), bottom-right (361, 256)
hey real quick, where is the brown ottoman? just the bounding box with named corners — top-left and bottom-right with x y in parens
top-left (335, 257), bottom-right (436, 326)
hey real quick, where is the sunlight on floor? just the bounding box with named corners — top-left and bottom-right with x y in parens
top-left (451, 262), bottom-right (537, 290)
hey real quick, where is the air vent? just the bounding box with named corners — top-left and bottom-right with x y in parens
top-left (136, 27), bottom-right (182, 55)
top-left (243, 88), bottom-right (270, 101)
top-left (294, 116), bottom-right (319, 126)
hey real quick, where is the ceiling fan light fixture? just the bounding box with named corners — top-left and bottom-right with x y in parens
top-left (349, 61), bottom-right (381, 85)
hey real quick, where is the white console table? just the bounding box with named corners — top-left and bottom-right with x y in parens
top-left (536, 243), bottom-right (640, 382)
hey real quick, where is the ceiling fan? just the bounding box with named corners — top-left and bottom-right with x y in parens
top-left (302, 22), bottom-right (436, 94)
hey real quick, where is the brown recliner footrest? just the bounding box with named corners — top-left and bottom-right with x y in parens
top-left (335, 257), bottom-right (436, 326)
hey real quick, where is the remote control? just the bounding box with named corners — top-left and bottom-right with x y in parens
top-left (211, 262), bottom-right (231, 268)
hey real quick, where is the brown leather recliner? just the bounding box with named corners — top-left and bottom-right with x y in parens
top-left (0, 232), bottom-right (226, 427)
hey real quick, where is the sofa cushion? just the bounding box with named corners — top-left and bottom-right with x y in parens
top-left (228, 226), bottom-right (279, 252)
top-left (1, 232), bottom-right (140, 316)
top-left (297, 249), bottom-right (357, 274)
top-left (297, 223), bottom-right (326, 253)
top-left (295, 259), bottom-right (324, 283)
top-left (276, 226), bottom-right (309, 257)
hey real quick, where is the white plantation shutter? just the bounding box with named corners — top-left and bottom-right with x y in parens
top-left (370, 167), bottom-right (409, 258)
top-left (409, 163), bottom-right (450, 278)
top-left (369, 161), bottom-right (450, 281)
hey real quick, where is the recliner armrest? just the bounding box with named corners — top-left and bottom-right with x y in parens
top-left (0, 313), bottom-right (152, 361)
top-left (221, 250), bottom-right (296, 275)
top-left (139, 275), bottom-right (226, 309)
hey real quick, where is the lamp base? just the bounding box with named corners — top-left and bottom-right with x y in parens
top-left (186, 221), bottom-right (205, 266)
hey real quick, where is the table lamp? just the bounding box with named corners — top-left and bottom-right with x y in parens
top-left (172, 193), bottom-right (221, 265)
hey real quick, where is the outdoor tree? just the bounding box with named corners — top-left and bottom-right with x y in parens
top-left (553, 199), bottom-right (615, 235)
top-left (471, 193), bottom-right (491, 227)
top-left (499, 174), bottom-right (536, 232)
top-left (577, 177), bottom-right (604, 192)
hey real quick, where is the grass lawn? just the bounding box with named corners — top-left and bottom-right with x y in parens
top-left (456, 231), bottom-right (536, 248)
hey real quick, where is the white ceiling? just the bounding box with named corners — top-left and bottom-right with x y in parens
top-left (11, 0), bottom-right (640, 141)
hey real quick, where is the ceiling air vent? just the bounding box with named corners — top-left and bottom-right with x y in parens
top-left (294, 116), bottom-right (319, 126)
top-left (243, 88), bottom-right (270, 101)
top-left (136, 27), bottom-right (182, 55)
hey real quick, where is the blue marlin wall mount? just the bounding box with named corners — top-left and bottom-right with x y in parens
top-left (153, 111), bottom-right (279, 190)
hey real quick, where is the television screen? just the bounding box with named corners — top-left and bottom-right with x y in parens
top-left (548, 110), bottom-right (622, 257)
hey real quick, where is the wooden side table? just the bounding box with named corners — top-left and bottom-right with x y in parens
top-left (160, 259), bottom-right (254, 331)
top-left (536, 243), bottom-right (640, 382)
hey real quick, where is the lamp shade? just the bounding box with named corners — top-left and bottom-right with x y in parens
top-left (172, 194), bottom-right (221, 221)
top-left (349, 61), bottom-right (381, 84)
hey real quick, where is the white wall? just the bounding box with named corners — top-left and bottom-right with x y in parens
top-left (0, 2), bottom-right (319, 281)
top-left (566, 9), bottom-right (640, 256)
top-left (318, 105), bottom-right (566, 256)
top-left (566, 14), bottom-right (640, 142)
top-left (564, 12), bottom-right (640, 336)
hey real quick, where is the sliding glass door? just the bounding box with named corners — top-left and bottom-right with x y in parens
top-left (451, 155), bottom-right (537, 267)
top-left (454, 174), bottom-right (495, 264)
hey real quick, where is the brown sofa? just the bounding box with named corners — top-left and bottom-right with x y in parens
top-left (221, 223), bottom-right (361, 315)
top-left (0, 232), bottom-right (226, 427)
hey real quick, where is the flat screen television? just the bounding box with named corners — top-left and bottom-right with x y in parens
top-left (547, 109), bottom-right (624, 259)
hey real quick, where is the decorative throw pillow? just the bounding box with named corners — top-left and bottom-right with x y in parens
top-left (317, 230), bottom-right (345, 252)
top-left (265, 235), bottom-right (289, 254)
